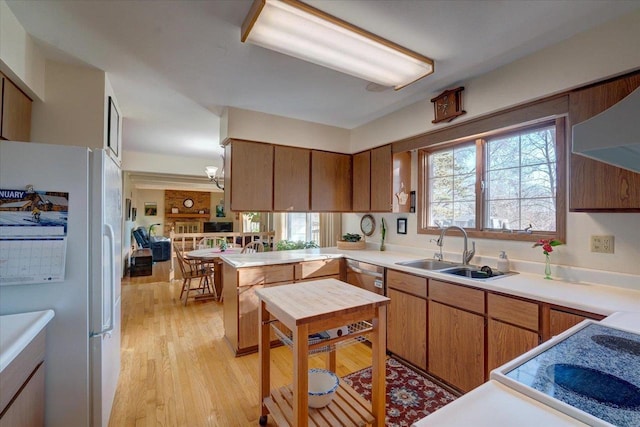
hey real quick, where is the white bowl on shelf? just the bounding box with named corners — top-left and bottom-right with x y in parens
top-left (308, 369), bottom-right (339, 408)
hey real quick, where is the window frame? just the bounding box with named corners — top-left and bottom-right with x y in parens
top-left (418, 117), bottom-right (566, 243)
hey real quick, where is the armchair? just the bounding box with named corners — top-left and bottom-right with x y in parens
top-left (132, 226), bottom-right (171, 262)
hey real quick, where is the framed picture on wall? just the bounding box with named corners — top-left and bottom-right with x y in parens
top-left (125, 198), bottom-right (131, 220)
top-left (397, 218), bottom-right (407, 235)
top-left (107, 96), bottom-right (119, 157)
top-left (144, 202), bottom-right (157, 216)
top-left (132, 207), bottom-right (137, 221)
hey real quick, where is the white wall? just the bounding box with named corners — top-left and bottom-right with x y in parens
top-left (350, 9), bottom-right (640, 152)
top-left (224, 107), bottom-right (351, 153)
top-left (0, 0), bottom-right (45, 100)
top-left (134, 189), bottom-right (165, 234)
top-left (123, 150), bottom-right (219, 176)
top-left (344, 10), bottom-right (640, 282)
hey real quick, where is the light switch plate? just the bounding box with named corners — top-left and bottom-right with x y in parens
top-left (590, 235), bottom-right (614, 253)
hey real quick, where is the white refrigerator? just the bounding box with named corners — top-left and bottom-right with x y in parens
top-left (0, 141), bottom-right (122, 427)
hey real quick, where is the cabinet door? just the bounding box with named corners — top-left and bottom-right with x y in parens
top-left (387, 288), bottom-right (427, 370)
top-left (487, 319), bottom-right (539, 372)
top-left (0, 363), bottom-right (45, 427)
top-left (311, 151), bottom-right (352, 211)
top-left (549, 309), bottom-right (590, 337)
top-left (370, 145), bottom-right (392, 212)
top-left (228, 140), bottom-right (274, 211)
top-left (428, 300), bottom-right (484, 392)
top-left (1, 74), bottom-right (32, 141)
top-left (352, 150), bottom-right (371, 212)
top-left (274, 145), bottom-right (310, 211)
top-left (569, 72), bottom-right (640, 211)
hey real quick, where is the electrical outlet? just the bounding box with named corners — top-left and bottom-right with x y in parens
top-left (590, 235), bottom-right (614, 254)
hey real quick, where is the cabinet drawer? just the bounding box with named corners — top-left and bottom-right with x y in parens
top-left (295, 259), bottom-right (341, 280)
top-left (238, 265), bottom-right (295, 286)
top-left (429, 280), bottom-right (484, 314)
top-left (488, 293), bottom-right (539, 331)
top-left (387, 270), bottom-right (427, 299)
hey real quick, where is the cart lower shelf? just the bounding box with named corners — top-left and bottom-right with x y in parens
top-left (263, 381), bottom-right (375, 426)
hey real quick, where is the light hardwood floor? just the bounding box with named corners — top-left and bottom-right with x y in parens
top-left (110, 262), bottom-right (373, 426)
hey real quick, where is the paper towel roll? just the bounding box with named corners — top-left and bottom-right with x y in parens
top-left (326, 326), bottom-right (349, 338)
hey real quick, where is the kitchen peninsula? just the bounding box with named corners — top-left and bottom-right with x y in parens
top-left (220, 246), bottom-right (640, 422)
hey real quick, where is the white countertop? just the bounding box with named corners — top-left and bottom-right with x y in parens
top-left (412, 380), bottom-right (588, 426)
top-left (0, 309), bottom-right (55, 373)
top-left (221, 247), bottom-right (640, 316)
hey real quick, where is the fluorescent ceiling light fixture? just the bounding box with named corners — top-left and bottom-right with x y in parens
top-left (241, 0), bottom-right (434, 90)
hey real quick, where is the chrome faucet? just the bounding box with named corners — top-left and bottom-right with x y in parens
top-left (436, 225), bottom-right (476, 265)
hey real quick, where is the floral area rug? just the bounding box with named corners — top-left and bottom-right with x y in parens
top-left (342, 357), bottom-right (457, 426)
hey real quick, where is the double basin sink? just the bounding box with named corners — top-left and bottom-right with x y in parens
top-left (395, 258), bottom-right (516, 280)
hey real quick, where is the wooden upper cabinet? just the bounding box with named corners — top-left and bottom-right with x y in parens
top-left (352, 145), bottom-right (394, 212)
top-left (0, 73), bottom-right (32, 141)
top-left (274, 145), bottom-right (310, 211)
top-left (569, 72), bottom-right (640, 211)
top-left (352, 150), bottom-right (371, 212)
top-left (311, 150), bottom-right (352, 211)
top-left (370, 145), bottom-right (392, 212)
top-left (226, 139), bottom-right (274, 212)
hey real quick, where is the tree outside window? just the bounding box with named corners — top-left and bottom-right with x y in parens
top-left (421, 119), bottom-right (563, 241)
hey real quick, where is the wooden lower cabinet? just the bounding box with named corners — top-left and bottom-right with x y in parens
top-left (486, 293), bottom-right (540, 371)
top-left (487, 320), bottom-right (539, 372)
top-left (223, 260), bottom-right (343, 356)
top-left (428, 300), bottom-right (485, 392)
top-left (0, 363), bottom-right (45, 427)
top-left (548, 308), bottom-right (603, 337)
top-left (387, 288), bottom-right (427, 370)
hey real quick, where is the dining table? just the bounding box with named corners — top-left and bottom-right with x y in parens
top-left (186, 247), bottom-right (242, 300)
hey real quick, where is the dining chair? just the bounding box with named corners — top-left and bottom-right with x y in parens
top-left (174, 244), bottom-right (216, 305)
top-left (242, 240), bottom-right (265, 254)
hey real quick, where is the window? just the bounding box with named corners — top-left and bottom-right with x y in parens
top-left (485, 124), bottom-right (557, 232)
top-left (427, 143), bottom-right (477, 228)
top-left (420, 119), bottom-right (565, 241)
top-left (284, 212), bottom-right (320, 243)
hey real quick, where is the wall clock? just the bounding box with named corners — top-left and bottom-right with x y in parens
top-left (431, 86), bottom-right (466, 124)
top-left (183, 198), bottom-right (194, 208)
top-left (360, 214), bottom-right (376, 236)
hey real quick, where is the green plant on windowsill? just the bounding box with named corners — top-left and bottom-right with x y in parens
top-left (275, 240), bottom-right (319, 251)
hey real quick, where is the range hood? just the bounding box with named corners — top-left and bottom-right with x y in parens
top-left (572, 86), bottom-right (640, 173)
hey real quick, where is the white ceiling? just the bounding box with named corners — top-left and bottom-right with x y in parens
top-left (7, 0), bottom-right (640, 162)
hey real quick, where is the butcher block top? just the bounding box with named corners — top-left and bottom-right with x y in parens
top-left (255, 278), bottom-right (389, 328)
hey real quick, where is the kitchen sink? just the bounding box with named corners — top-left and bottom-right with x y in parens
top-left (441, 266), bottom-right (516, 280)
top-left (395, 259), bottom-right (460, 271)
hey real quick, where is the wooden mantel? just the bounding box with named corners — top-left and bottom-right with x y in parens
top-left (165, 214), bottom-right (209, 219)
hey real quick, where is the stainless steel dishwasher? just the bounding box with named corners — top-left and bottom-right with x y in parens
top-left (345, 259), bottom-right (385, 295)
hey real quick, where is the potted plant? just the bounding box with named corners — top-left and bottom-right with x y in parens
top-left (337, 233), bottom-right (366, 250)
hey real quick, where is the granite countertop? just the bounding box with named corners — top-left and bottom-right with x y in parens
top-left (0, 309), bottom-right (55, 373)
top-left (221, 247), bottom-right (640, 316)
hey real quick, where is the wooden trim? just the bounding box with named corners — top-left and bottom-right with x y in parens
top-left (240, 0), bottom-right (265, 42)
top-left (392, 95), bottom-right (569, 153)
top-left (555, 117), bottom-right (567, 243)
